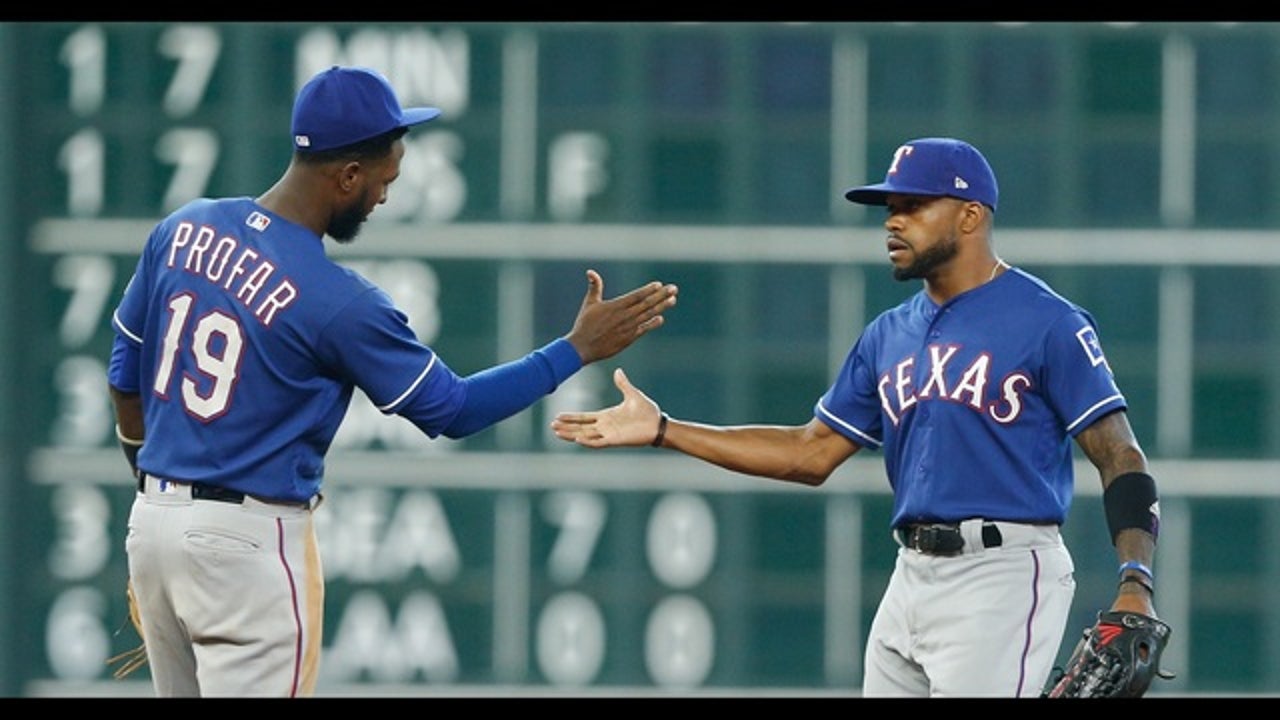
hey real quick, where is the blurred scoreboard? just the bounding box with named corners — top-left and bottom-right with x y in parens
top-left (17, 20), bottom-right (1280, 697)
top-left (14, 22), bottom-right (901, 695)
top-left (18, 21), bottom-right (856, 226)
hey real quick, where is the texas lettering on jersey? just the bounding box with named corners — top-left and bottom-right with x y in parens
top-left (163, 217), bottom-right (299, 327)
top-left (877, 343), bottom-right (1031, 426)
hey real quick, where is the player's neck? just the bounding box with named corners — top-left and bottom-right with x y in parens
top-left (255, 172), bottom-right (328, 237)
top-left (924, 256), bottom-right (1008, 304)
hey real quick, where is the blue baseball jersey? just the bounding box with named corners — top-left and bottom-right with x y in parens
top-left (108, 197), bottom-right (579, 503)
top-left (815, 268), bottom-right (1126, 527)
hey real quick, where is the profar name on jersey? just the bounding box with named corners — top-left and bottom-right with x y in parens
top-left (164, 220), bottom-right (299, 327)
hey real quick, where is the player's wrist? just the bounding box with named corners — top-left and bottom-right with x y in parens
top-left (1119, 576), bottom-right (1155, 596)
top-left (541, 338), bottom-right (585, 383)
top-left (115, 424), bottom-right (144, 447)
top-left (1117, 560), bottom-right (1154, 596)
top-left (116, 424), bottom-right (144, 479)
top-left (651, 412), bottom-right (669, 448)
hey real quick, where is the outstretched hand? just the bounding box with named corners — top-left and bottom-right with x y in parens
top-left (552, 367), bottom-right (664, 448)
top-left (565, 270), bottom-right (678, 364)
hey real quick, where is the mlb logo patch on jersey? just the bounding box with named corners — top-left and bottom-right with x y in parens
top-left (1075, 326), bottom-right (1110, 371)
top-left (246, 211), bottom-right (271, 231)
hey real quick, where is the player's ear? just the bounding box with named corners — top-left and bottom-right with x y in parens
top-left (959, 200), bottom-right (987, 234)
top-left (335, 161), bottom-right (362, 193)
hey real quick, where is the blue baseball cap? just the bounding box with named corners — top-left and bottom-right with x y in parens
top-left (291, 66), bottom-right (442, 152)
top-left (844, 137), bottom-right (998, 212)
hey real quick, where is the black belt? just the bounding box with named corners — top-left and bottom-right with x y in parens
top-left (140, 473), bottom-right (309, 509)
top-left (191, 482), bottom-right (249, 504)
top-left (193, 482), bottom-right (315, 509)
top-left (896, 521), bottom-right (1003, 556)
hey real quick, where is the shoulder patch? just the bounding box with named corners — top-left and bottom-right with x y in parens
top-left (1075, 326), bottom-right (1110, 371)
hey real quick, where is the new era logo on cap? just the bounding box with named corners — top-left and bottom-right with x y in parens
top-left (844, 137), bottom-right (999, 212)
top-left (291, 66), bottom-right (442, 153)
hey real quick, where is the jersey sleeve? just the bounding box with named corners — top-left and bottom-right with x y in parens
top-left (814, 334), bottom-right (884, 449)
top-left (1041, 309), bottom-right (1128, 436)
top-left (110, 232), bottom-right (159, 347)
top-left (107, 334), bottom-right (142, 393)
top-left (440, 338), bottom-right (582, 438)
top-left (315, 287), bottom-right (583, 440)
top-left (108, 226), bottom-right (163, 391)
top-left (314, 286), bottom-right (466, 437)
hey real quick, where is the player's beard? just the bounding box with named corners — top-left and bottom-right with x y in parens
top-left (893, 232), bottom-right (960, 281)
top-left (327, 187), bottom-right (375, 244)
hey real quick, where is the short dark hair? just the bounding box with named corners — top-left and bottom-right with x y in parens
top-left (294, 126), bottom-right (410, 165)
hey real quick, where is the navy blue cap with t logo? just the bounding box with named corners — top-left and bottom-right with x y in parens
top-left (844, 137), bottom-right (999, 212)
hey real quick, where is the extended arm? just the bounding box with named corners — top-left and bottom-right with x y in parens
top-left (551, 367), bottom-right (861, 486)
top-left (439, 338), bottom-right (580, 438)
top-left (438, 270), bottom-right (677, 438)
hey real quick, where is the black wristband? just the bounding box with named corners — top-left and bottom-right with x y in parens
top-left (1104, 471), bottom-right (1161, 544)
top-left (651, 412), bottom-right (669, 448)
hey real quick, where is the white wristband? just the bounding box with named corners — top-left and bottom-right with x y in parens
top-left (115, 424), bottom-right (144, 447)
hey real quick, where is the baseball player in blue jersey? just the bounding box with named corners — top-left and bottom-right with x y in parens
top-left (106, 65), bottom-right (678, 697)
top-left (551, 138), bottom-right (1163, 697)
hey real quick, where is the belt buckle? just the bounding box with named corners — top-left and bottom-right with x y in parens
top-left (917, 525), bottom-right (944, 553)
top-left (908, 523), bottom-right (963, 555)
